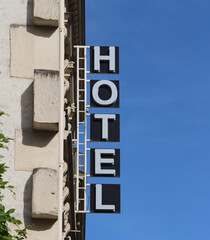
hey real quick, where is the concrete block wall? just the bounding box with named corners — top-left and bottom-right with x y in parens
top-left (34, 0), bottom-right (59, 27)
top-left (33, 70), bottom-right (59, 131)
top-left (32, 168), bottom-right (58, 219)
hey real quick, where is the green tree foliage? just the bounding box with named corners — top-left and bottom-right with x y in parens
top-left (0, 111), bottom-right (29, 240)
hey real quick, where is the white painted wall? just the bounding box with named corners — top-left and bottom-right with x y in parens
top-left (0, 0), bottom-right (34, 219)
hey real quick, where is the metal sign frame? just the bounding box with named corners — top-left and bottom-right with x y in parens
top-left (74, 45), bottom-right (90, 213)
top-left (74, 45), bottom-right (121, 214)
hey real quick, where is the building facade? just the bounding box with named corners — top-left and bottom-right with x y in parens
top-left (0, 0), bottom-right (86, 239)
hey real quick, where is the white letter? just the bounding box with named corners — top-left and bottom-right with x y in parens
top-left (95, 184), bottom-right (115, 211)
top-left (95, 149), bottom-right (116, 176)
top-left (94, 114), bottom-right (116, 140)
top-left (94, 46), bottom-right (116, 72)
top-left (92, 80), bottom-right (118, 106)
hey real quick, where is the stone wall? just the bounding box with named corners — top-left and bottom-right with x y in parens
top-left (0, 1), bottom-right (60, 239)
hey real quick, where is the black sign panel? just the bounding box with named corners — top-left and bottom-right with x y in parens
top-left (90, 80), bottom-right (120, 108)
top-left (90, 114), bottom-right (120, 142)
top-left (90, 149), bottom-right (120, 177)
top-left (90, 46), bottom-right (119, 74)
top-left (90, 184), bottom-right (120, 213)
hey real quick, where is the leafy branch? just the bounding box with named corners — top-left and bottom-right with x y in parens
top-left (0, 111), bottom-right (29, 240)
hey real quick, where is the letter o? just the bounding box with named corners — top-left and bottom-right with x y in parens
top-left (92, 80), bottom-right (118, 106)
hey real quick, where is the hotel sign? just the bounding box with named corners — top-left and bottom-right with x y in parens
top-left (89, 46), bottom-right (121, 213)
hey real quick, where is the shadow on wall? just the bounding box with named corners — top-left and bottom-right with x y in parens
top-left (23, 174), bottom-right (56, 231)
top-left (27, 0), bottom-right (33, 25)
top-left (21, 85), bottom-right (57, 229)
top-left (26, 25), bottom-right (57, 37)
top-left (20, 78), bottom-right (57, 147)
top-left (20, 129), bottom-right (57, 148)
top-left (21, 82), bottom-right (34, 130)
top-left (20, 0), bottom-right (58, 233)
top-left (27, 0), bottom-right (56, 37)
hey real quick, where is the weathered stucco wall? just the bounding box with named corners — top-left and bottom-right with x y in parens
top-left (0, 1), bottom-right (59, 239)
top-left (15, 130), bottom-right (59, 171)
top-left (10, 25), bottom-right (59, 79)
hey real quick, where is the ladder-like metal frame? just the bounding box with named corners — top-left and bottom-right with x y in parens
top-left (75, 45), bottom-right (90, 213)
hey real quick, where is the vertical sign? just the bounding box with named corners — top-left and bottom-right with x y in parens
top-left (89, 46), bottom-right (121, 213)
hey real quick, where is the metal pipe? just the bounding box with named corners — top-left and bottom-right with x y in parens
top-left (59, 0), bottom-right (65, 239)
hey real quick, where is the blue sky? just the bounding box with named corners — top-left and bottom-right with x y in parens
top-left (85, 1), bottom-right (210, 239)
